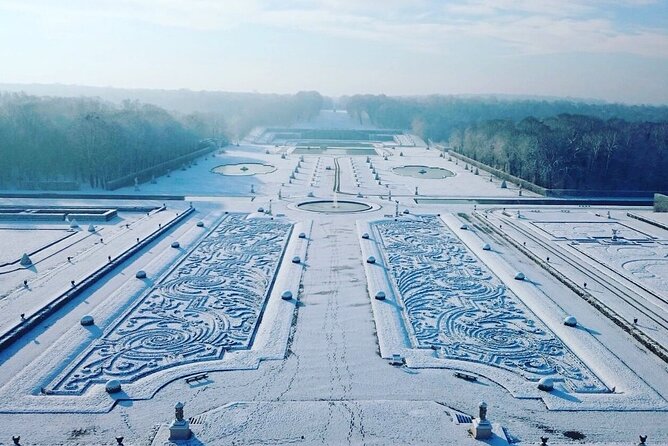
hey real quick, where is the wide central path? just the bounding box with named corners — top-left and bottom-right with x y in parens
top-left (295, 217), bottom-right (372, 400)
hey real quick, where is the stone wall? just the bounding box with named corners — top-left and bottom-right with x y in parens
top-left (655, 193), bottom-right (668, 212)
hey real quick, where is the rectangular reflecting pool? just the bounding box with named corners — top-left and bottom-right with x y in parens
top-left (291, 147), bottom-right (379, 155)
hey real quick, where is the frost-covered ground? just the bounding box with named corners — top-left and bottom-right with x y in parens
top-left (486, 209), bottom-right (668, 349)
top-left (0, 111), bottom-right (666, 445)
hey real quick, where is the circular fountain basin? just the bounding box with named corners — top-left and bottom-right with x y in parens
top-left (393, 165), bottom-right (454, 179)
top-left (297, 200), bottom-right (372, 213)
top-left (212, 163), bottom-right (276, 176)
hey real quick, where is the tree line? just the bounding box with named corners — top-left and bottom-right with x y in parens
top-left (450, 115), bottom-right (668, 191)
top-left (345, 95), bottom-right (668, 191)
top-left (0, 90), bottom-right (324, 189)
top-left (0, 93), bottom-right (214, 189)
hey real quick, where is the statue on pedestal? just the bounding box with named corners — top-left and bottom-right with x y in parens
top-left (169, 402), bottom-right (192, 441)
top-left (472, 401), bottom-right (492, 439)
top-left (479, 402), bottom-right (487, 422)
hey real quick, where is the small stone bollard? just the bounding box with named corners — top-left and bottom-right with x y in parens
top-left (563, 316), bottom-right (577, 327)
top-left (638, 435), bottom-right (647, 445)
top-left (292, 256), bottom-right (301, 264)
top-left (136, 270), bottom-right (147, 279)
top-left (116, 436), bottom-right (124, 444)
top-left (482, 243), bottom-right (491, 251)
top-left (298, 232), bottom-right (306, 239)
top-left (374, 291), bottom-right (386, 300)
top-left (12, 435), bottom-right (20, 445)
top-left (197, 221), bottom-right (204, 227)
top-left (361, 233), bottom-right (370, 239)
top-left (80, 315), bottom-right (95, 326)
top-left (281, 290), bottom-right (293, 300)
top-left (71, 280), bottom-right (76, 287)
top-left (538, 377), bottom-right (554, 391)
top-left (105, 379), bottom-right (122, 393)
top-left (366, 256), bottom-right (376, 264)
top-left (171, 241), bottom-right (180, 248)
top-left (514, 272), bottom-right (525, 280)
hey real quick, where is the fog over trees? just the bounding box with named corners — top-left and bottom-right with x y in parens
top-left (0, 85), bottom-right (324, 139)
top-left (345, 95), bottom-right (668, 192)
top-left (1, 87), bottom-right (667, 192)
top-left (0, 90), bottom-right (323, 189)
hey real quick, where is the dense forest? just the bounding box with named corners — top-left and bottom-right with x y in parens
top-left (0, 90), bottom-right (324, 189)
top-left (0, 93), bottom-right (208, 189)
top-left (450, 115), bottom-right (668, 191)
top-left (346, 95), bottom-right (668, 191)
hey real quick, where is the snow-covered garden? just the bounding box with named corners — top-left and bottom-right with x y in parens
top-left (0, 111), bottom-right (666, 445)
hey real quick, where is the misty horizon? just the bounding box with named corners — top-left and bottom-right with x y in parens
top-left (0, 82), bottom-right (661, 108)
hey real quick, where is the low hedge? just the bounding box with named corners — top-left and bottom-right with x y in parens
top-left (447, 151), bottom-right (547, 196)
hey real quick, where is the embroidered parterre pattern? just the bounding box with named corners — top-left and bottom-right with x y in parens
top-left (47, 214), bottom-right (292, 395)
top-left (371, 216), bottom-right (607, 392)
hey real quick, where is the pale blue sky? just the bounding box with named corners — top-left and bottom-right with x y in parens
top-left (0, 0), bottom-right (667, 104)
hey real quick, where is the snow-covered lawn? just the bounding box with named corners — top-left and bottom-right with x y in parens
top-left (0, 228), bottom-right (73, 266)
top-left (530, 218), bottom-right (668, 296)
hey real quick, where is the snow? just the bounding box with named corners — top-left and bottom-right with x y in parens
top-left (0, 228), bottom-right (73, 266)
top-left (0, 111), bottom-right (666, 445)
top-left (529, 219), bottom-right (668, 295)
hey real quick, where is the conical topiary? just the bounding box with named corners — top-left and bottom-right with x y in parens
top-left (20, 253), bottom-right (32, 266)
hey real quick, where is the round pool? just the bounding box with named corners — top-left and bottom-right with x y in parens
top-left (297, 200), bottom-right (372, 213)
top-left (212, 163), bottom-right (276, 176)
top-left (393, 165), bottom-right (454, 179)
